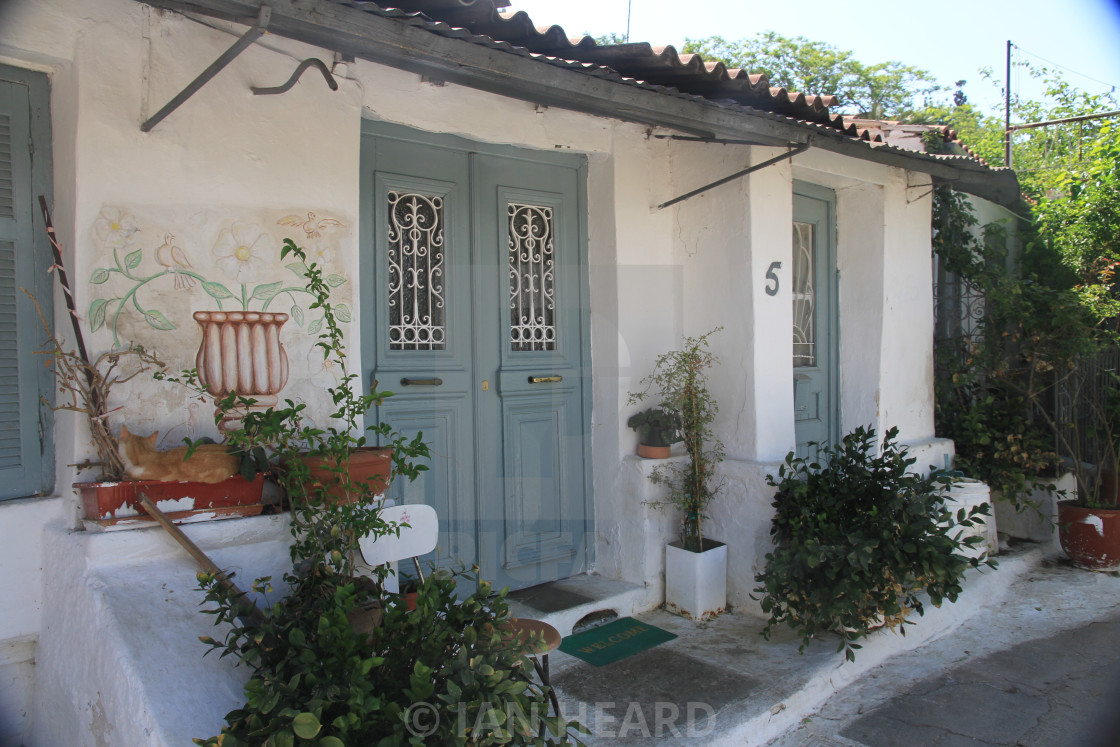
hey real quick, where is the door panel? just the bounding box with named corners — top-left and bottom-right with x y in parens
top-left (362, 125), bottom-right (590, 591)
top-left (793, 187), bottom-right (838, 460)
top-left (365, 135), bottom-right (476, 574)
top-left (474, 154), bottom-right (589, 590)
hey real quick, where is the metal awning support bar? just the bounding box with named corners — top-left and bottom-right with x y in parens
top-left (656, 141), bottom-right (810, 211)
top-left (252, 57), bottom-right (338, 95)
top-left (141, 3), bottom-right (272, 132)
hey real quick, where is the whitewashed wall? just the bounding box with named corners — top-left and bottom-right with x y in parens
top-left (0, 0), bottom-right (951, 739)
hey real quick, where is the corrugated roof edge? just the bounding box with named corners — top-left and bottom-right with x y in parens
top-left (342, 0), bottom-right (878, 140)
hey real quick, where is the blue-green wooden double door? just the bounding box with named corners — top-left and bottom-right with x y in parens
top-left (360, 122), bottom-right (592, 592)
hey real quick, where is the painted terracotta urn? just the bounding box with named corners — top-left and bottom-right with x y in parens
top-left (194, 311), bottom-right (290, 428)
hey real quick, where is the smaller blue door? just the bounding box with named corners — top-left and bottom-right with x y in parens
top-left (792, 185), bottom-right (838, 460)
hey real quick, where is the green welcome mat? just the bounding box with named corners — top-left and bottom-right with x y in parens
top-left (559, 617), bottom-right (676, 667)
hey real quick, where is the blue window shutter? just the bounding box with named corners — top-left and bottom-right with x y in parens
top-left (0, 67), bottom-right (53, 500)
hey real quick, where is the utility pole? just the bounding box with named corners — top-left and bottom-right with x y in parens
top-left (1005, 40), bottom-right (1013, 168)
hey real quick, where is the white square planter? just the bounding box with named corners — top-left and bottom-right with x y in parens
top-left (994, 473), bottom-right (1075, 553)
top-left (665, 540), bottom-right (727, 620)
top-left (944, 478), bottom-right (998, 560)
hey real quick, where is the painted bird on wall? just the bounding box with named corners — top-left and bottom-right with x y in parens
top-left (279, 211), bottom-right (343, 240)
top-left (155, 232), bottom-right (196, 289)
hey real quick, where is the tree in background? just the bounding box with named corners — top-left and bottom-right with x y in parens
top-left (1034, 124), bottom-right (1120, 316)
top-left (913, 62), bottom-right (1117, 199)
top-left (682, 32), bottom-right (938, 118)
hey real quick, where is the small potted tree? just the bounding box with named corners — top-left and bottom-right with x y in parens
top-left (626, 407), bottom-right (681, 458)
top-left (629, 328), bottom-right (726, 619)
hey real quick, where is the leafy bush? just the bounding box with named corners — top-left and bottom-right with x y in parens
top-left (195, 567), bottom-right (583, 745)
top-left (754, 426), bottom-right (994, 662)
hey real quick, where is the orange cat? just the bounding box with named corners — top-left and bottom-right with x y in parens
top-left (117, 425), bottom-right (238, 484)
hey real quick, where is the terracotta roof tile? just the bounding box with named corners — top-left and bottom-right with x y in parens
top-left (849, 119), bottom-right (996, 167)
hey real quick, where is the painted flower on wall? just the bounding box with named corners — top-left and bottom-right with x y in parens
top-left (93, 208), bottom-right (140, 251)
top-left (214, 222), bottom-right (272, 285)
top-left (86, 208), bottom-right (351, 347)
top-left (307, 343), bottom-right (342, 391)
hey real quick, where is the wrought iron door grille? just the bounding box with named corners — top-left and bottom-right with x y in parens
top-left (508, 203), bottom-right (556, 352)
top-left (792, 221), bottom-right (816, 366)
top-left (387, 191), bottom-right (446, 350)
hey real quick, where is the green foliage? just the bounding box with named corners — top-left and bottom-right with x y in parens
top-left (591, 32), bottom-right (628, 45)
top-left (931, 187), bottom-right (1120, 509)
top-left (931, 188), bottom-right (1066, 508)
top-left (628, 328), bottom-right (724, 551)
top-left (914, 64), bottom-right (1118, 199)
top-left (682, 33), bottom-right (938, 118)
top-left (754, 427), bottom-right (993, 662)
top-left (1034, 124), bottom-right (1120, 313)
top-left (194, 568), bottom-right (584, 745)
top-left (160, 239), bottom-right (432, 574)
top-left (189, 239), bottom-right (583, 744)
top-left (625, 407), bottom-right (681, 448)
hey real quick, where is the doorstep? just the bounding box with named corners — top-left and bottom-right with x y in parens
top-left (507, 575), bottom-right (660, 637)
top-left (545, 543), bottom-right (1049, 746)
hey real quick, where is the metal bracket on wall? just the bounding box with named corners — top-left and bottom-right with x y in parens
top-left (141, 4), bottom-right (272, 132)
top-left (655, 141), bottom-right (811, 210)
top-left (252, 58), bottom-right (339, 95)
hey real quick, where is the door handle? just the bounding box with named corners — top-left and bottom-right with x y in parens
top-left (400, 377), bottom-right (443, 387)
top-left (528, 375), bottom-right (562, 384)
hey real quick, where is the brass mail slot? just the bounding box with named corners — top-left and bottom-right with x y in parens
top-left (528, 375), bottom-right (563, 384)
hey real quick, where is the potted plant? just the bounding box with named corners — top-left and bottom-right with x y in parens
top-left (193, 241), bottom-right (582, 744)
top-left (628, 328), bottom-right (727, 620)
top-left (1053, 361), bottom-right (1120, 571)
top-left (627, 407), bottom-right (681, 458)
top-left (754, 426), bottom-right (994, 661)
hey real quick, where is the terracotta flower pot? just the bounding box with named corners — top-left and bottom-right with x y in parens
top-left (1058, 502), bottom-right (1120, 572)
top-left (294, 446), bottom-right (392, 504)
top-left (637, 443), bottom-right (671, 459)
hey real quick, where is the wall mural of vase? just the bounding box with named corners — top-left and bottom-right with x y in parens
top-left (195, 311), bottom-right (290, 429)
top-left (86, 208), bottom-right (352, 437)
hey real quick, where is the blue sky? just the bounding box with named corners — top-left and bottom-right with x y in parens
top-left (507, 0), bottom-right (1120, 117)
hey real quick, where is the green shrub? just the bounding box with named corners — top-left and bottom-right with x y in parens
top-left (195, 566), bottom-right (584, 745)
top-left (754, 426), bottom-right (994, 662)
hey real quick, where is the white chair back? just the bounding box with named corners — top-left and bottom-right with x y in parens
top-left (358, 503), bottom-right (438, 568)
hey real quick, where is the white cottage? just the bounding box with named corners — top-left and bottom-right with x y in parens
top-left (0, 0), bottom-right (1018, 743)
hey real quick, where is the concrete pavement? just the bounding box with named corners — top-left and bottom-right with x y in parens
top-left (769, 559), bottom-right (1120, 747)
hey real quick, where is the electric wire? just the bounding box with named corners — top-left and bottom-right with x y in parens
top-left (1012, 42), bottom-right (1119, 94)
